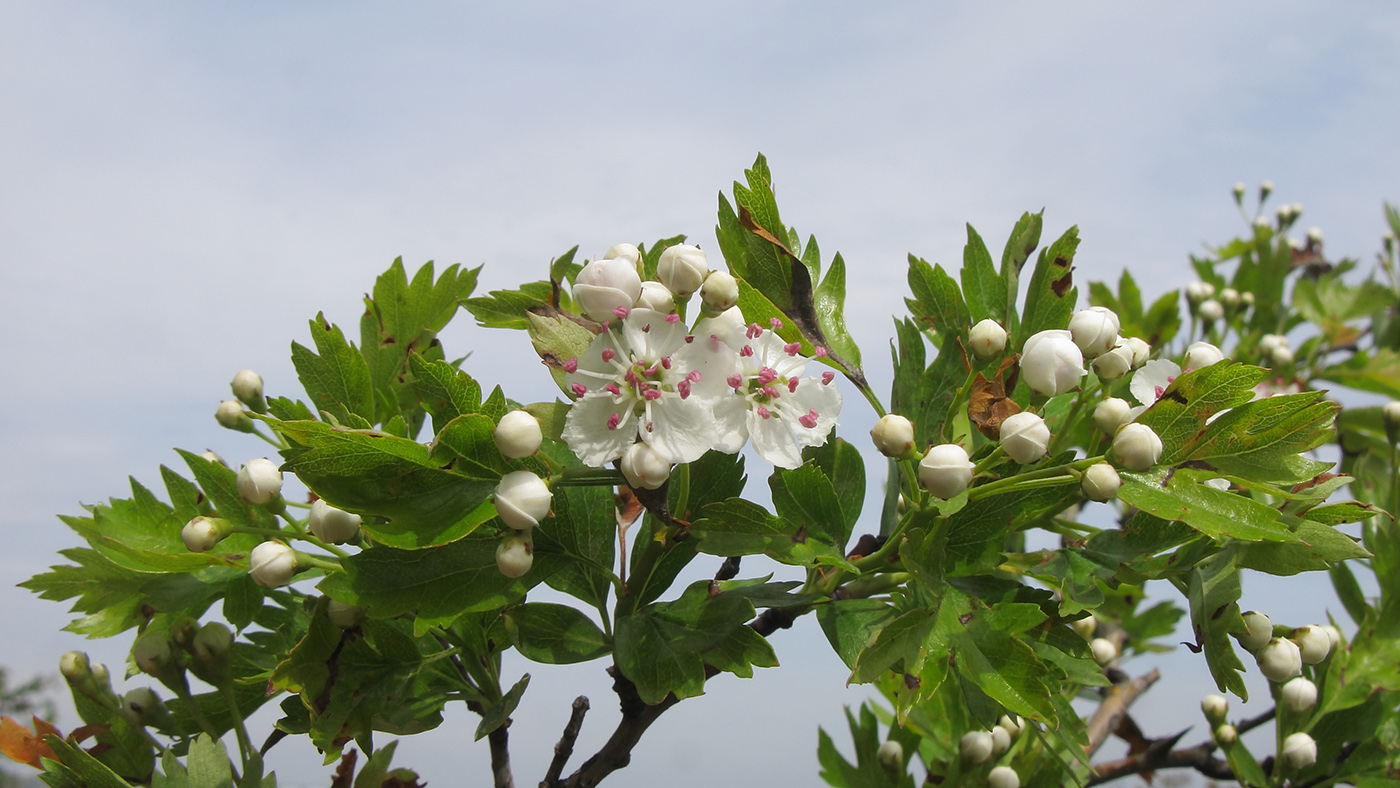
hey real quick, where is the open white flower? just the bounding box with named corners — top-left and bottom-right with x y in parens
top-left (1127, 358), bottom-right (1182, 420)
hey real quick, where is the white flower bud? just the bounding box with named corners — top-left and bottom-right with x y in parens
top-left (132, 632), bottom-right (178, 678)
top-left (621, 442), bottom-right (671, 490)
top-left (308, 500), bottom-right (362, 544)
top-left (1255, 216), bottom-right (1272, 232)
top-left (494, 410), bottom-right (543, 459)
top-left (959, 730), bottom-right (994, 764)
top-left (1112, 423), bottom-right (1163, 471)
top-left (1184, 341), bottom-right (1226, 371)
top-left (699, 270), bottom-right (740, 314)
top-left (1232, 182), bottom-right (1246, 202)
top-left (327, 599), bottom-right (364, 629)
top-left (1122, 336), bottom-right (1151, 369)
top-left (1292, 625), bottom-right (1332, 664)
top-left (1320, 625), bottom-right (1341, 650)
top-left (1281, 677), bottom-right (1317, 714)
top-left (215, 400), bottom-right (253, 431)
top-left (1213, 724), bottom-right (1238, 746)
top-left (970, 319), bottom-right (1008, 359)
top-left (1260, 180), bottom-right (1274, 198)
top-left (1259, 334), bottom-right (1288, 355)
top-left (1236, 610), bottom-right (1273, 653)
top-left (1289, 202), bottom-right (1304, 219)
top-left (876, 740), bottom-right (904, 771)
top-left (603, 243), bottom-right (641, 266)
top-left (236, 458), bottom-right (283, 505)
top-left (999, 715), bottom-right (1022, 738)
top-left (230, 369), bottom-right (265, 410)
top-left (1270, 345), bottom-right (1294, 367)
top-left (656, 244), bottom-right (708, 298)
top-left (1068, 307), bottom-right (1121, 358)
top-left (988, 766), bottom-right (1020, 788)
top-left (991, 725), bottom-right (1011, 755)
top-left (1072, 613), bottom-right (1097, 640)
top-left (494, 470), bottom-right (553, 530)
top-left (181, 516), bottom-right (226, 552)
top-left (1092, 344), bottom-right (1134, 381)
top-left (59, 651), bottom-right (91, 683)
top-left (1201, 694), bottom-right (1229, 722)
top-left (1307, 226), bottom-right (1323, 244)
top-left (1256, 636), bottom-right (1303, 683)
top-left (574, 257), bottom-right (642, 322)
top-left (1082, 463), bottom-right (1121, 502)
top-left (1219, 288), bottom-right (1240, 307)
top-left (1196, 299), bottom-right (1224, 323)
top-left (123, 687), bottom-right (163, 723)
top-left (999, 412), bottom-right (1050, 464)
top-left (1094, 397), bottom-right (1133, 435)
top-left (1281, 732), bottom-right (1317, 770)
top-left (919, 444), bottom-right (975, 499)
top-left (1091, 637), bottom-right (1118, 666)
top-left (1241, 291), bottom-right (1254, 306)
top-left (496, 532), bottom-right (534, 578)
top-left (199, 449), bottom-right (226, 466)
top-left (1185, 281), bottom-right (1215, 303)
top-left (870, 414), bottom-right (916, 458)
top-left (249, 541), bottom-right (300, 587)
top-left (1288, 236), bottom-right (1303, 250)
top-left (1020, 330), bottom-right (1086, 397)
top-left (635, 281), bottom-right (675, 314)
top-left (1385, 401), bottom-right (1400, 431)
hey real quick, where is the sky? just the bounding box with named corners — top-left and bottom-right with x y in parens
top-left (2, 2), bottom-right (1399, 786)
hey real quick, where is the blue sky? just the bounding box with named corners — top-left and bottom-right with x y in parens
top-left (3, 3), bottom-right (1398, 786)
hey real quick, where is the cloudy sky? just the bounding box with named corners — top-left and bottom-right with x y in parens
top-left (3, 2), bottom-right (1398, 786)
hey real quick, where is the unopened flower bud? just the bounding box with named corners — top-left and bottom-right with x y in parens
top-left (1185, 281), bottom-right (1215, 303)
top-left (496, 532), bottom-right (534, 578)
top-left (959, 730), bottom-right (994, 764)
top-left (1091, 637), bottom-right (1118, 666)
top-left (621, 442), bottom-right (671, 490)
top-left (1072, 614), bottom-right (1097, 640)
top-left (181, 516), bottom-right (228, 552)
top-left (1240, 292), bottom-right (1254, 306)
top-left (249, 541), bottom-right (300, 587)
top-left (603, 243), bottom-right (641, 266)
top-left (1281, 732), bottom-right (1317, 770)
top-left (1021, 330), bottom-right (1086, 397)
top-left (1385, 401), bottom-right (1400, 435)
top-left (1270, 345), bottom-right (1294, 368)
top-left (969, 319), bottom-right (1008, 359)
top-left (1184, 341), bottom-right (1226, 371)
top-left (870, 414), bottom-right (916, 458)
top-left (327, 599), bottom-right (365, 629)
top-left (876, 740), bottom-right (903, 772)
top-left (988, 766), bottom-right (1020, 788)
top-left (1232, 182), bottom-right (1246, 203)
top-left (1068, 307), bottom-right (1121, 358)
top-left (1259, 181), bottom-right (1274, 200)
top-left (1092, 344), bottom-right (1134, 381)
top-left (1214, 724), bottom-right (1238, 746)
top-left (1236, 610), bottom-right (1273, 653)
top-left (1289, 202), bottom-right (1303, 219)
top-left (991, 725), bottom-right (1011, 755)
top-left (1255, 216), bottom-right (1272, 232)
top-left (236, 458), bottom-right (283, 505)
top-left (1259, 334), bottom-right (1288, 356)
top-left (1257, 636), bottom-right (1303, 682)
top-left (574, 257), bottom-right (642, 322)
top-left (132, 631), bottom-right (180, 680)
top-left (1201, 694), bottom-right (1229, 722)
top-left (1219, 288), bottom-right (1240, 307)
top-left (1082, 463), bottom-right (1121, 502)
top-left (215, 400), bottom-right (254, 432)
top-left (123, 687), bottom-right (165, 726)
top-left (1292, 625), bottom-right (1331, 664)
top-left (635, 281), bottom-right (675, 313)
top-left (59, 651), bottom-right (92, 683)
top-left (1319, 625), bottom-right (1341, 650)
top-left (1288, 236), bottom-right (1303, 250)
top-left (494, 410), bottom-right (544, 460)
top-left (199, 449), bottom-right (226, 466)
top-left (230, 369), bottom-right (266, 412)
top-left (1112, 423), bottom-right (1163, 471)
top-left (699, 270), bottom-right (740, 314)
top-left (190, 623), bottom-right (233, 683)
top-left (656, 244), bottom-right (708, 298)
top-left (1094, 398), bottom-right (1132, 435)
top-left (919, 444), bottom-right (975, 499)
top-left (999, 411), bottom-right (1050, 464)
top-left (999, 715), bottom-right (1022, 738)
top-left (494, 470), bottom-right (553, 530)
top-left (1196, 299), bottom-right (1224, 323)
top-left (307, 500), bottom-right (361, 544)
top-left (1281, 677), bottom-right (1317, 714)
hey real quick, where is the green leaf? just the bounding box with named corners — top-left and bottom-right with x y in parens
top-left (526, 311), bottom-right (596, 392)
top-left (474, 674), bottom-right (529, 741)
top-left (291, 313), bottom-right (375, 424)
top-left (905, 255), bottom-right (970, 346)
top-left (816, 704), bottom-right (915, 788)
top-left (533, 441), bottom-right (616, 609)
top-left (1018, 226), bottom-right (1079, 343)
top-left (222, 573), bottom-right (263, 633)
top-left (1118, 468), bottom-right (1301, 543)
top-left (690, 497), bottom-right (848, 567)
top-left (998, 211), bottom-right (1043, 335)
top-left (463, 281), bottom-right (555, 330)
top-left (1186, 552), bottom-right (1248, 699)
top-left (1135, 362), bottom-right (1268, 465)
top-left (943, 481), bottom-right (1081, 576)
top-left (504, 603), bottom-right (610, 664)
top-left (716, 154), bottom-right (793, 311)
top-left (815, 251), bottom-right (861, 367)
top-left (803, 438), bottom-right (866, 540)
top-left (1175, 391), bottom-right (1337, 484)
top-left (186, 734), bottom-right (235, 788)
top-left (408, 355), bottom-right (488, 435)
top-left (1318, 348), bottom-right (1400, 399)
top-left (39, 736), bottom-right (135, 788)
top-left (817, 599), bottom-right (900, 671)
top-left (1234, 520), bottom-right (1369, 575)
top-left (959, 224), bottom-right (1005, 324)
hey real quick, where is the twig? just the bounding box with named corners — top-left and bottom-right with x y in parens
top-left (714, 556), bottom-right (742, 581)
top-left (1085, 669), bottom-right (1160, 757)
top-left (560, 668), bottom-right (679, 788)
top-left (541, 696), bottom-right (590, 788)
top-left (1088, 706), bottom-right (1276, 786)
top-left (489, 724), bottom-right (516, 788)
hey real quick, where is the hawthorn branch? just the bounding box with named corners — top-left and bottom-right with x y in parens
top-left (560, 668), bottom-right (680, 788)
top-left (1084, 668), bottom-right (1159, 757)
top-left (1088, 706), bottom-right (1277, 786)
top-left (541, 696), bottom-right (590, 788)
top-left (489, 725), bottom-right (516, 788)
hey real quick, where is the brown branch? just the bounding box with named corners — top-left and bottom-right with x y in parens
top-left (1088, 706), bottom-right (1277, 786)
top-left (1084, 669), bottom-right (1160, 757)
top-left (541, 696), bottom-right (590, 788)
top-left (489, 724), bottom-right (515, 788)
top-left (714, 556), bottom-right (742, 581)
top-left (560, 668), bottom-right (679, 788)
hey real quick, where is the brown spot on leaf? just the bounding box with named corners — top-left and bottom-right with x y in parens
top-left (1050, 268), bottom-right (1074, 298)
top-left (1211, 604), bottom-right (1229, 620)
top-left (1163, 389), bottom-right (1189, 405)
top-left (968, 369), bottom-right (1023, 440)
top-left (792, 524), bottom-right (809, 544)
top-left (330, 750), bottom-right (357, 788)
top-left (958, 612), bottom-right (974, 626)
top-left (903, 672), bottom-right (920, 690)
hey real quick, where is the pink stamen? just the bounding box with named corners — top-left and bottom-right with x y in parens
top-left (606, 413), bottom-right (621, 431)
top-left (570, 383), bottom-right (588, 398)
top-left (678, 380), bottom-right (691, 399)
top-left (747, 323), bottom-right (763, 339)
top-left (685, 335), bottom-right (695, 343)
top-left (601, 348), bottom-right (616, 362)
top-left (1154, 386), bottom-right (1165, 399)
top-left (740, 345), bottom-right (754, 357)
top-left (563, 358), bottom-right (579, 373)
top-left (822, 371), bottom-right (835, 385)
top-left (799, 409), bottom-right (819, 429)
top-left (687, 370), bottom-right (702, 382)
top-left (814, 347), bottom-right (828, 358)
top-left (784, 342), bottom-right (801, 356)
top-left (727, 373), bottom-right (743, 389)
top-left (646, 362), bottom-right (661, 376)
top-left (762, 385), bottom-right (781, 399)
top-left (624, 369), bottom-right (637, 384)
top-left (613, 306), bottom-right (630, 319)
top-left (605, 383), bottom-right (621, 396)
top-left (665, 313), bottom-right (681, 323)
top-left (788, 378), bottom-right (799, 393)
top-left (757, 367), bottom-right (777, 384)
top-left (757, 406), bottom-right (771, 419)
top-left (642, 322), bottom-right (651, 333)
top-left (661, 357), bottom-right (672, 369)
top-left (643, 388), bottom-right (662, 401)
top-left (770, 317), bottom-right (783, 330)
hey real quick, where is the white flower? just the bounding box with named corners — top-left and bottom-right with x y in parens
top-left (1201, 694), bottom-right (1229, 722)
top-left (494, 471), bottom-right (552, 530)
top-left (1281, 732), bottom-right (1317, 770)
top-left (327, 599), bottom-right (364, 629)
top-left (1091, 637), bottom-right (1118, 665)
top-left (703, 322), bottom-right (842, 469)
top-left (959, 730), bottom-right (993, 764)
top-left (1081, 463), bottom-right (1121, 502)
top-left (876, 740), bottom-right (903, 771)
top-left (1184, 341), bottom-right (1226, 371)
top-left (1256, 216), bottom-right (1272, 231)
top-left (237, 458), bottom-right (283, 505)
top-left (969, 319), bottom-right (1008, 358)
top-left (574, 257), bottom-right (642, 322)
top-left (308, 500), bottom-right (362, 544)
top-left (496, 532), bottom-right (534, 578)
top-left (1121, 336), bottom-right (1151, 369)
top-left (699, 270), bottom-right (739, 314)
top-left (1214, 724), bottom-right (1237, 746)
top-left (656, 244), bottom-right (709, 298)
top-left (1094, 397), bottom-right (1132, 435)
top-left (1112, 423), bottom-right (1162, 471)
top-left (1020, 330), bottom-right (1086, 397)
top-left (1185, 281), bottom-right (1215, 303)
top-left (181, 516), bottom-right (225, 552)
top-left (1236, 610), bottom-right (1273, 653)
top-left (494, 410), bottom-right (543, 459)
top-left (1129, 359), bottom-right (1182, 415)
top-left (1092, 344), bottom-right (1134, 381)
top-left (988, 766), bottom-right (1020, 788)
top-left (1292, 625), bottom-right (1331, 664)
top-left (603, 243), bottom-right (641, 266)
top-left (991, 725), bottom-right (1011, 755)
top-left (1257, 636), bottom-right (1302, 682)
top-left (249, 541), bottom-right (300, 587)
top-left (230, 369), bottom-right (264, 408)
top-left (1068, 307), bottom-right (1121, 358)
top-left (999, 411), bottom-right (1050, 464)
top-left (870, 414), bottom-right (916, 458)
top-left (562, 308), bottom-right (727, 466)
top-left (1281, 677), bottom-right (1317, 713)
top-left (919, 444), bottom-right (974, 499)
top-left (635, 281), bottom-right (675, 313)
top-left (620, 441), bottom-right (671, 490)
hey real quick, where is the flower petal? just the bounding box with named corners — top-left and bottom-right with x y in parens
top-left (562, 393), bottom-right (637, 466)
top-left (748, 408), bottom-right (804, 469)
top-left (643, 397), bottom-right (717, 464)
